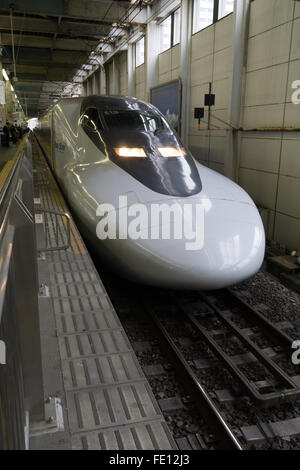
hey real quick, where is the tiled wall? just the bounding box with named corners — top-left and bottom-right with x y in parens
top-left (135, 64), bottom-right (146, 100)
top-left (188, 14), bottom-right (233, 176)
top-left (158, 44), bottom-right (180, 84)
top-left (239, 0), bottom-right (300, 248)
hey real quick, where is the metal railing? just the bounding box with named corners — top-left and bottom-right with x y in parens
top-left (0, 137), bottom-right (44, 449)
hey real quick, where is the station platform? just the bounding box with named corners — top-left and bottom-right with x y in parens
top-left (0, 140), bottom-right (26, 178)
top-left (0, 143), bottom-right (21, 172)
top-left (29, 135), bottom-right (176, 450)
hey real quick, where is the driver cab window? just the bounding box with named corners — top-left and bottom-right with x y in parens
top-left (81, 108), bottom-right (103, 132)
top-left (102, 110), bottom-right (166, 133)
top-left (81, 108), bottom-right (105, 152)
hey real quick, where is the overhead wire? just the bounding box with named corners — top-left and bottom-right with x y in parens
top-left (9, 8), bottom-right (17, 79)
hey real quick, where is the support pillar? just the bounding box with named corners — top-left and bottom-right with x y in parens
top-left (93, 69), bottom-right (100, 94)
top-left (5, 79), bottom-right (13, 121)
top-left (92, 73), bottom-right (97, 94)
top-left (86, 77), bottom-right (91, 96)
top-left (225, 0), bottom-right (251, 181)
top-left (112, 56), bottom-right (119, 95)
top-left (100, 66), bottom-right (106, 94)
top-left (88, 76), bottom-right (92, 94)
top-left (180, 0), bottom-right (193, 145)
top-left (0, 54), bottom-right (7, 128)
top-left (97, 68), bottom-right (102, 95)
top-left (146, 14), bottom-right (159, 101)
top-left (127, 43), bottom-right (135, 97)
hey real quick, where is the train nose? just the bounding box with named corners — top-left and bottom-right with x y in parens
top-left (187, 198), bottom-right (265, 289)
top-left (116, 197), bottom-right (265, 289)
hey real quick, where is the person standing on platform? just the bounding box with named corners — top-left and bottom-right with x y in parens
top-left (17, 125), bottom-right (23, 139)
top-left (1, 121), bottom-right (10, 147)
top-left (10, 123), bottom-right (17, 145)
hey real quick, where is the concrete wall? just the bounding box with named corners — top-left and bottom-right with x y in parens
top-left (188, 14), bottom-right (233, 176)
top-left (239, 0), bottom-right (300, 248)
top-left (158, 44), bottom-right (180, 84)
top-left (135, 64), bottom-right (146, 100)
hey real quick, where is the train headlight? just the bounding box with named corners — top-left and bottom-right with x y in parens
top-left (114, 147), bottom-right (147, 157)
top-left (158, 147), bottom-right (186, 157)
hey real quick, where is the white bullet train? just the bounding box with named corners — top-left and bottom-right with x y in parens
top-left (36, 95), bottom-right (265, 289)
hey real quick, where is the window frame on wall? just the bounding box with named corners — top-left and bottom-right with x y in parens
top-left (135, 36), bottom-right (145, 68)
top-left (159, 8), bottom-right (181, 54)
top-left (192, 0), bottom-right (234, 35)
top-left (172, 8), bottom-right (181, 47)
top-left (192, 0), bottom-right (215, 34)
top-left (218, 0), bottom-right (234, 20)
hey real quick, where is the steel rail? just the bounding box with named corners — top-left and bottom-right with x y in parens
top-left (145, 307), bottom-right (243, 450)
top-left (180, 291), bottom-right (300, 406)
top-left (187, 309), bottom-right (300, 406)
top-left (226, 288), bottom-right (294, 349)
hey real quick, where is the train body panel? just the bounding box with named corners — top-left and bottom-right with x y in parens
top-left (36, 95), bottom-right (265, 289)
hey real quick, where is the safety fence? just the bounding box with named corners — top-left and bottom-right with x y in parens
top-left (0, 137), bottom-right (44, 449)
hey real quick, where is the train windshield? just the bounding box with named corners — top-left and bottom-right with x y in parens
top-left (102, 110), bottom-right (167, 133)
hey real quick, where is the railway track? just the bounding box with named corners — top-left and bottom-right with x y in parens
top-left (145, 287), bottom-right (300, 448)
top-left (178, 289), bottom-right (300, 406)
top-left (145, 305), bottom-right (243, 450)
top-left (97, 266), bottom-right (300, 449)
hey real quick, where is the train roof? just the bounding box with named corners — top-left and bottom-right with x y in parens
top-left (48, 95), bottom-right (157, 119)
top-left (81, 95), bottom-right (152, 112)
top-left (54, 95), bottom-right (147, 108)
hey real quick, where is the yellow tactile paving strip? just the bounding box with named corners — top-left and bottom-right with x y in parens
top-left (0, 138), bottom-right (27, 193)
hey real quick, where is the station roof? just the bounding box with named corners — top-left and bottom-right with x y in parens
top-left (0, 0), bottom-right (131, 117)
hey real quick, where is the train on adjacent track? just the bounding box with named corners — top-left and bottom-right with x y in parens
top-left (36, 95), bottom-right (265, 289)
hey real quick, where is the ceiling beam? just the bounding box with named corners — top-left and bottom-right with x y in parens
top-left (14, 87), bottom-right (42, 93)
top-left (9, 71), bottom-right (74, 81)
top-left (0, 14), bottom-right (112, 36)
top-left (0, 0), bottom-right (129, 22)
top-left (3, 48), bottom-right (87, 67)
top-left (0, 15), bottom-right (58, 34)
top-left (0, 33), bottom-right (98, 51)
top-left (0, 0), bottom-right (133, 114)
top-left (5, 62), bottom-right (79, 74)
